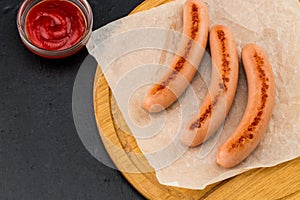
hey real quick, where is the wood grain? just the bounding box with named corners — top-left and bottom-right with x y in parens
top-left (93, 1), bottom-right (300, 199)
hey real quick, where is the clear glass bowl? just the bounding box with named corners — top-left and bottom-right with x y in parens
top-left (17, 0), bottom-right (93, 58)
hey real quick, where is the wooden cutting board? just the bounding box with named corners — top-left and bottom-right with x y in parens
top-left (93, 0), bottom-right (300, 199)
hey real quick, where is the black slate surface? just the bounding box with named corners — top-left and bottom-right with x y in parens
top-left (0, 0), bottom-right (145, 199)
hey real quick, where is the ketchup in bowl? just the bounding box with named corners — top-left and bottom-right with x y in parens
top-left (17, 0), bottom-right (93, 58)
top-left (26, 0), bottom-right (86, 51)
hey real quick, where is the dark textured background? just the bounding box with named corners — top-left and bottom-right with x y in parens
top-left (0, 0), bottom-right (145, 199)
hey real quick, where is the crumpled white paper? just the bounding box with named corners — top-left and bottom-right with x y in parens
top-left (87, 0), bottom-right (300, 189)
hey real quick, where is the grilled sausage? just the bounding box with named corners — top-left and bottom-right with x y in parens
top-left (217, 44), bottom-right (276, 168)
top-left (143, 0), bottom-right (209, 112)
top-left (181, 25), bottom-right (239, 147)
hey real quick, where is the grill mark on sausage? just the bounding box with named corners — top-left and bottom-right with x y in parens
top-left (230, 52), bottom-right (270, 150)
top-left (152, 4), bottom-right (200, 95)
top-left (189, 92), bottom-right (221, 129)
top-left (217, 30), bottom-right (231, 92)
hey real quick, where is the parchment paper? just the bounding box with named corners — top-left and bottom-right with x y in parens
top-left (87, 0), bottom-right (300, 189)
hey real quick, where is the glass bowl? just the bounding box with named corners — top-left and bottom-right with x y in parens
top-left (17, 0), bottom-right (93, 58)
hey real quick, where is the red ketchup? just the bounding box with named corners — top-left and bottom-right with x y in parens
top-left (25, 0), bottom-right (86, 51)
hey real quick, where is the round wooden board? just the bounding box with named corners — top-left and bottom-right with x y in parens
top-left (93, 1), bottom-right (300, 199)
